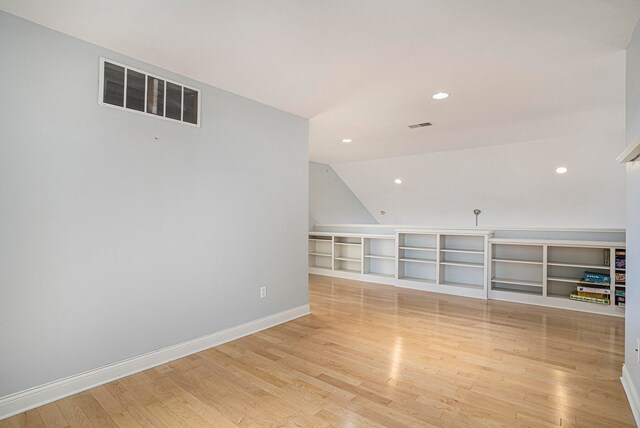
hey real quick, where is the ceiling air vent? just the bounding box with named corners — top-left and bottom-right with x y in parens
top-left (408, 122), bottom-right (432, 129)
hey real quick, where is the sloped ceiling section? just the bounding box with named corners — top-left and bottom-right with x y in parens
top-left (309, 162), bottom-right (376, 229)
top-left (332, 129), bottom-right (627, 229)
top-left (1, 1), bottom-right (639, 164)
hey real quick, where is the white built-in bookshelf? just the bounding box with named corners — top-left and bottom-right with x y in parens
top-left (308, 235), bottom-right (333, 270)
top-left (364, 236), bottom-right (396, 278)
top-left (310, 230), bottom-right (491, 300)
top-left (488, 238), bottom-right (626, 316)
top-left (309, 228), bottom-right (626, 317)
top-left (334, 235), bottom-right (363, 274)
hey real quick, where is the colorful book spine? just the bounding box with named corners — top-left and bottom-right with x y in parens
top-left (569, 293), bottom-right (610, 305)
top-left (577, 286), bottom-right (611, 295)
top-left (582, 272), bottom-right (610, 284)
top-left (577, 292), bottom-right (608, 299)
top-left (615, 249), bottom-right (626, 269)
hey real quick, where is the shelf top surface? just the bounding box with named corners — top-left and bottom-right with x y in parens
top-left (314, 224), bottom-right (625, 233)
top-left (440, 281), bottom-right (483, 289)
top-left (547, 276), bottom-right (612, 285)
top-left (309, 232), bottom-right (395, 239)
top-left (400, 257), bottom-right (437, 263)
top-left (399, 246), bottom-right (437, 251)
top-left (441, 261), bottom-right (484, 267)
top-left (490, 287), bottom-right (542, 295)
top-left (440, 248), bottom-right (484, 253)
top-left (334, 257), bottom-right (362, 262)
top-left (492, 258), bottom-right (543, 264)
top-left (547, 262), bottom-right (610, 269)
top-left (312, 232), bottom-right (625, 247)
top-left (398, 276), bottom-right (436, 284)
top-left (492, 277), bottom-right (543, 286)
top-left (397, 228), bottom-right (492, 236)
top-left (490, 238), bottom-right (625, 247)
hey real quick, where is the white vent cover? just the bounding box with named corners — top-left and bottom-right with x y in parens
top-left (98, 58), bottom-right (201, 127)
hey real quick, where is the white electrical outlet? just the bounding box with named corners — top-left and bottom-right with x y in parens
top-left (260, 286), bottom-right (267, 299)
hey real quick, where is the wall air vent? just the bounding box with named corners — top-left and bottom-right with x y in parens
top-left (408, 122), bottom-right (432, 129)
top-left (99, 58), bottom-right (200, 127)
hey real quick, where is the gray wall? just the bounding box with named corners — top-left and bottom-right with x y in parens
top-left (625, 18), bottom-right (640, 405)
top-left (309, 161), bottom-right (376, 229)
top-left (0, 12), bottom-right (308, 398)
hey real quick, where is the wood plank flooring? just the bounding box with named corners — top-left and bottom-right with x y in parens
top-left (1, 274), bottom-right (635, 427)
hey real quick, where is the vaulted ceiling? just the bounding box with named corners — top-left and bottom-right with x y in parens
top-left (2, 0), bottom-right (639, 163)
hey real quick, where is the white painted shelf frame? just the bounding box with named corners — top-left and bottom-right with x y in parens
top-left (488, 238), bottom-right (626, 316)
top-left (309, 229), bottom-right (492, 300)
top-left (309, 232), bottom-right (626, 317)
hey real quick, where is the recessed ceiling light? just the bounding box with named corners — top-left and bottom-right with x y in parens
top-left (341, 138), bottom-right (352, 143)
top-left (432, 92), bottom-right (449, 100)
top-left (556, 167), bottom-right (568, 174)
top-left (394, 178), bottom-right (402, 184)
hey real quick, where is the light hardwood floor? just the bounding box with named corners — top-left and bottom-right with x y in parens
top-left (1, 274), bottom-right (635, 427)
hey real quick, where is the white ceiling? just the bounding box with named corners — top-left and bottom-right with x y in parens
top-left (2, 0), bottom-right (639, 164)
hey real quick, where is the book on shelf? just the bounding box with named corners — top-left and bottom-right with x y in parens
top-left (577, 285), bottom-right (610, 295)
top-left (582, 271), bottom-right (610, 284)
top-left (615, 272), bottom-right (625, 282)
top-left (577, 291), bottom-right (608, 299)
top-left (615, 249), bottom-right (626, 269)
top-left (569, 293), bottom-right (610, 305)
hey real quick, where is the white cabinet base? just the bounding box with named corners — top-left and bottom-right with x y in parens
top-left (488, 289), bottom-right (625, 317)
top-left (309, 268), bottom-right (487, 299)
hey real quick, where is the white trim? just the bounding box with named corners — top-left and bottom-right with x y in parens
top-left (490, 238), bottom-right (626, 248)
top-left (98, 57), bottom-right (201, 128)
top-left (310, 231), bottom-right (395, 239)
top-left (617, 134), bottom-right (640, 163)
top-left (314, 224), bottom-right (625, 233)
top-left (0, 304), bottom-right (310, 421)
top-left (396, 228), bottom-right (492, 236)
top-left (621, 364), bottom-right (640, 426)
top-left (488, 289), bottom-right (625, 317)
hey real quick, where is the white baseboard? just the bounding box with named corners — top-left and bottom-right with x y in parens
top-left (621, 364), bottom-right (640, 427)
top-left (0, 304), bottom-right (310, 421)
